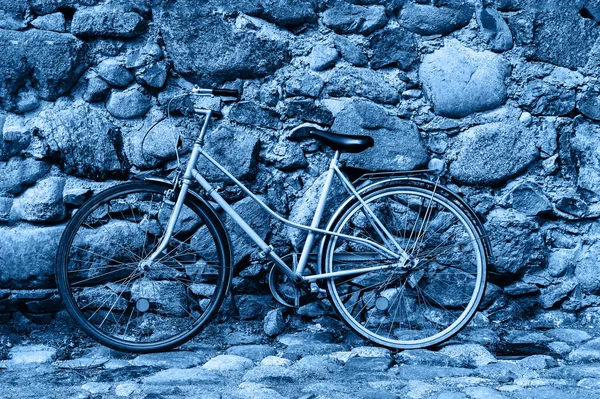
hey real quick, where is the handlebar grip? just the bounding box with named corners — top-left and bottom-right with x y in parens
top-left (212, 88), bottom-right (239, 98)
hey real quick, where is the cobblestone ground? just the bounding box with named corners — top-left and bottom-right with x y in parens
top-left (3, 316), bottom-right (600, 399)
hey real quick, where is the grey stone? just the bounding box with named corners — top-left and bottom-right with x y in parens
top-left (197, 127), bottom-right (260, 181)
top-left (568, 338), bottom-right (600, 364)
top-left (547, 249), bottom-right (576, 277)
top-left (131, 351), bottom-right (205, 368)
top-left (420, 40), bottom-right (510, 118)
top-left (83, 76), bottom-right (111, 103)
top-left (202, 354), bottom-right (254, 371)
top-left (283, 99), bottom-right (334, 126)
top-left (158, 9), bottom-right (290, 85)
top-left (97, 59), bottom-right (134, 88)
top-left (130, 279), bottom-right (189, 317)
top-left (309, 45), bottom-right (339, 71)
top-left (545, 328), bottom-right (591, 344)
top-left (226, 345), bottom-right (277, 362)
top-left (332, 100), bottom-right (428, 171)
top-left (326, 66), bottom-right (399, 105)
top-left (136, 61), bottom-right (169, 89)
top-left (0, 0), bottom-right (28, 30)
top-left (523, 7), bottom-right (597, 70)
top-left (31, 12), bottom-right (66, 32)
top-left (106, 86), bottom-right (151, 119)
top-left (11, 177), bottom-right (66, 222)
top-left (539, 279), bottom-right (577, 309)
top-left (236, 295), bottom-right (272, 320)
top-left (486, 210), bottom-right (545, 275)
top-left (297, 301), bottom-right (333, 318)
top-left (343, 356), bottom-right (393, 372)
top-left (242, 364), bottom-right (300, 383)
top-left (399, 1), bottom-right (474, 36)
top-left (0, 29), bottom-right (88, 111)
top-left (0, 158), bottom-right (50, 195)
top-left (572, 121), bottom-right (600, 195)
top-left (285, 74), bottom-right (324, 98)
top-left (36, 103), bottom-right (129, 179)
top-left (241, 0), bottom-right (317, 28)
top-left (369, 28), bottom-right (418, 70)
top-left (229, 102), bottom-right (280, 129)
top-left (393, 365), bottom-right (473, 380)
top-left (283, 343), bottom-right (345, 360)
top-left (142, 368), bottom-right (219, 384)
top-left (396, 349), bottom-right (454, 366)
top-left (518, 80), bottom-right (575, 116)
top-left (555, 196), bottom-right (588, 218)
top-left (508, 182), bottom-right (552, 215)
top-left (333, 35), bottom-right (368, 67)
top-left (264, 308), bottom-right (286, 337)
top-left (504, 281), bottom-right (539, 296)
top-left (72, 8), bottom-right (146, 38)
top-left (0, 116), bottom-right (31, 161)
top-left (8, 344), bottom-right (57, 365)
top-left (13, 90), bottom-right (40, 113)
top-left (439, 344), bottom-right (496, 367)
top-left (463, 387), bottom-right (508, 399)
top-left (323, 3), bottom-right (387, 35)
top-left (477, 7), bottom-right (513, 51)
top-left (0, 225), bottom-right (63, 288)
top-left (577, 86), bottom-right (600, 121)
top-left (575, 243), bottom-right (600, 293)
top-left (295, 355), bottom-right (341, 376)
top-left (449, 122), bottom-right (538, 185)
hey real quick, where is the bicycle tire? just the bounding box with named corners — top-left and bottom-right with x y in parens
top-left (321, 180), bottom-right (487, 350)
top-left (56, 180), bottom-right (232, 353)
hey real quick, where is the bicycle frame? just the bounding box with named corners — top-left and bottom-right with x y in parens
top-left (145, 110), bottom-right (412, 284)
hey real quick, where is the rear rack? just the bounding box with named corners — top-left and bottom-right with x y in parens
top-left (353, 169), bottom-right (437, 186)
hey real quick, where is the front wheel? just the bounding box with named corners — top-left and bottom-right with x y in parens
top-left (322, 181), bottom-right (487, 350)
top-left (56, 181), bottom-right (232, 353)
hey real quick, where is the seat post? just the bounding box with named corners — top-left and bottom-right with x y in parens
top-left (295, 151), bottom-right (340, 275)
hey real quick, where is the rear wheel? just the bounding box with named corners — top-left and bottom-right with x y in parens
top-left (322, 182), bottom-right (487, 349)
top-left (56, 181), bottom-right (231, 353)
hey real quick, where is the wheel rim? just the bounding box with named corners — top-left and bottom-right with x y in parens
top-left (58, 184), bottom-right (227, 349)
top-left (326, 186), bottom-right (486, 349)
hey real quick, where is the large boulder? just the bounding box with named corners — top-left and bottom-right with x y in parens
top-left (419, 40), bottom-right (510, 118)
top-left (35, 103), bottom-right (130, 180)
top-left (0, 29), bottom-right (88, 111)
top-left (399, 0), bottom-right (474, 36)
top-left (449, 122), bottom-right (538, 185)
top-left (157, 9), bottom-right (290, 85)
top-left (332, 100), bottom-right (428, 172)
top-left (0, 225), bottom-right (64, 288)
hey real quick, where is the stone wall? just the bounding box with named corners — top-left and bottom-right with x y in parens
top-left (1, 0), bottom-right (600, 336)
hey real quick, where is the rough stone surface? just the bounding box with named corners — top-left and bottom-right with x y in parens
top-left (420, 40), bottom-right (510, 118)
top-left (449, 122), bottom-right (538, 185)
top-left (36, 104), bottom-right (129, 179)
top-left (326, 66), bottom-right (400, 104)
top-left (0, 29), bottom-right (88, 111)
top-left (400, 1), bottom-right (474, 36)
top-left (322, 3), bottom-right (387, 35)
top-left (106, 86), bottom-right (152, 119)
top-left (158, 9), bottom-right (290, 85)
top-left (332, 100), bottom-right (428, 171)
top-left (71, 8), bottom-right (146, 38)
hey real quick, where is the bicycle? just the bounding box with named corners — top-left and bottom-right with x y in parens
top-left (56, 87), bottom-right (492, 353)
